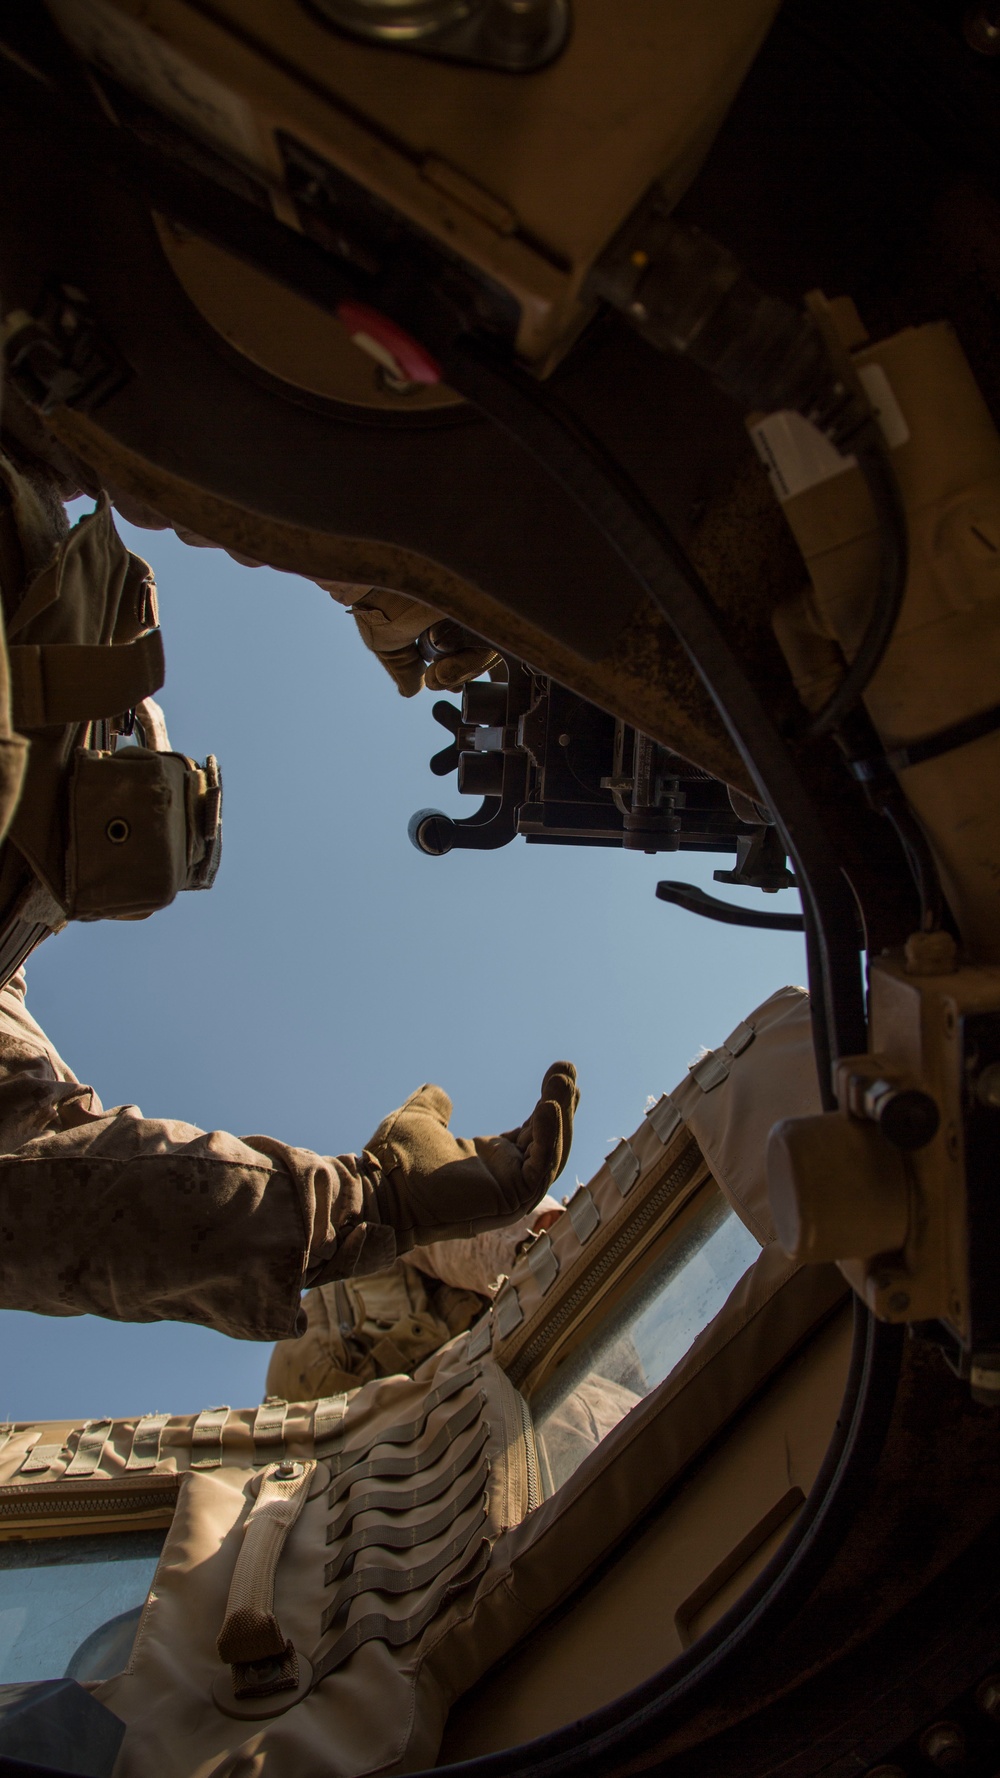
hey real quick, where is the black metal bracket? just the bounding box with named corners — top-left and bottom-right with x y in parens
top-left (656, 879), bottom-right (805, 931)
top-left (410, 659), bottom-right (798, 867)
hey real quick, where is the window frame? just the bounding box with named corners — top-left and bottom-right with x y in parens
top-left (516, 1173), bottom-right (749, 1406)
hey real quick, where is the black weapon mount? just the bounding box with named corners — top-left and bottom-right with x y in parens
top-left (408, 654), bottom-right (799, 902)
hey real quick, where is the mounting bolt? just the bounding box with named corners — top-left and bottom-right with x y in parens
top-left (974, 1062), bottom-right (1000, 1110)
top-left (964, 4), bottom-right (1000, 53)
top-left (905, 930), bottom-right (958, 975)
top-left (920, 1723), bottom-right (966, 1770)
top-left (976, 1674), bottom-right (1000, 1718)
top-left (273, 1461), bottom-right (301, 1480)
top-left (970, 1353), bottom-right (1000, 1407)
top-left (863, 1079), bottom-right (940, 1151)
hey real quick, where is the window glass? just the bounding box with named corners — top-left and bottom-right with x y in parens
top-left (531, 1193), bottom-right (760, 1494)
top-left (0, 1529), bottom-right (166, 1683)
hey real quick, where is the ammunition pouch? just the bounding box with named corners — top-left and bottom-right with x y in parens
top-left (68, 747), bottom-right (222, 919)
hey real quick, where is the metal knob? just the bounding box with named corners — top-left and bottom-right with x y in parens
top-left (964, 4), bottom-right (1000, 53)
top-left (920, 1723), bottom-right (966, 1771)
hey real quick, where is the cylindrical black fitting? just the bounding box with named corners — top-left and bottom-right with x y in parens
top-left (461, 681), bottom-right (508, 726)
top-left (590, 202), bottom-right (868, 444)
top-left (457, 750), bottom-right (505, 797)
top-left (867, 1082), bottom-right (941, 1151)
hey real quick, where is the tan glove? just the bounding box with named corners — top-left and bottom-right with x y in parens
top-left (321, 583), bottom-right (498, 697)
top-left (364, 1063), bottom-right (578, 1251)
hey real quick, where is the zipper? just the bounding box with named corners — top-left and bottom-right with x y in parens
top-left (505, 1140), bottom-right (703, 1388)
top-left (518, 1389), bottom-right (540, 1513)
top-left (0, 1478), bottom-right (179, 1523)
top-left (492, 1366), bottom-right (539, 1523)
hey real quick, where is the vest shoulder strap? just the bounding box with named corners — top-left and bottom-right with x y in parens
top-left (8, 629), bottom-right (165, 728)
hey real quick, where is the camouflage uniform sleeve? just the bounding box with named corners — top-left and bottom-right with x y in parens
top-left (403, 1227), bottom-right (527, 1297)
top-left (0, 978), bottom-right (395, 1341)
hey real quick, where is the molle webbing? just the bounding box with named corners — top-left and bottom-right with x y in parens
top-left (20, 1441), bottom-right (64, 1475)
top-left (527, 1231), bottom-right (559, 1294)
top-left (315, 1543), bottom-right (490, 1680)
top-left (324, 1451), bottom-right (490, 1583)
top-left (323, 1365), bottom-right (478, 1476)
top-left (126, 1413), bottom-right (170, 1470)
top-left (317, 1369), bottom-right (498, 1676)
top-left (313, 1393), bottom-right (348, 1450)
top-left (7, 630), bottom-right (165, 728)
top-left (606, 1138), bottom-right (641, 1194)
top-left (321, 1503), bottom-right (488, 1627)
top-left (325, 1422), bottom-right (490, 1541)
top-left (252, 1399), bottom-right (288, 1463)
top-left (190, 1406), bottom-right (230, 1470)
top-left (65, 1420), bottom-right (113, 1478)
top-left (326, 1389), bottom-right (486, 1503)
top-left (0, 485), bottom-right (218, 979)
top-left (0, 1362), bottom-right (529, 1775)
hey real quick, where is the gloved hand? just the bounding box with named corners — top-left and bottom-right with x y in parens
top-left (320, 583), bottom-right (498, 697)
top-left (419, 619), bottom-right (502, 696)
top-left (364, 1063), bottom-right (578, 1251)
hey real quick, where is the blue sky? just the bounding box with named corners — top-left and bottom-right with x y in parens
top-left (2, 513), bottom-right (806, 1423)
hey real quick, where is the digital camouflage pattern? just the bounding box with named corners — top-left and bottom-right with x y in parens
top-left (0, 970), bottom-right (395, 1341)
top-left (0, 970), bottom-right (576, 1343)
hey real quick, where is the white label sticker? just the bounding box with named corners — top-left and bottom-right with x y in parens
top-left (751, 364), bottom-right (910, 502)
top-left (857, 364), bottom-right (910, 450)
top-left (50, 0), bottom-right (263, 166)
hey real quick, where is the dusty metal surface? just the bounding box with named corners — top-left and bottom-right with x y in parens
top-left (49, 405), bottom-right (754, 790)
top-left (51, 0), bottom-right (781, 360)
